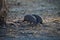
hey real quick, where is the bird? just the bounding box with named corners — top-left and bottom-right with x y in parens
top-left (23, 15), bottom-right (37, 25)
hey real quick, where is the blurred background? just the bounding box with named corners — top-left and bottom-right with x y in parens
top-left (6, 0), bottom-right (60, 23)
top-left (0, 0), bottom-right (60, 40)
